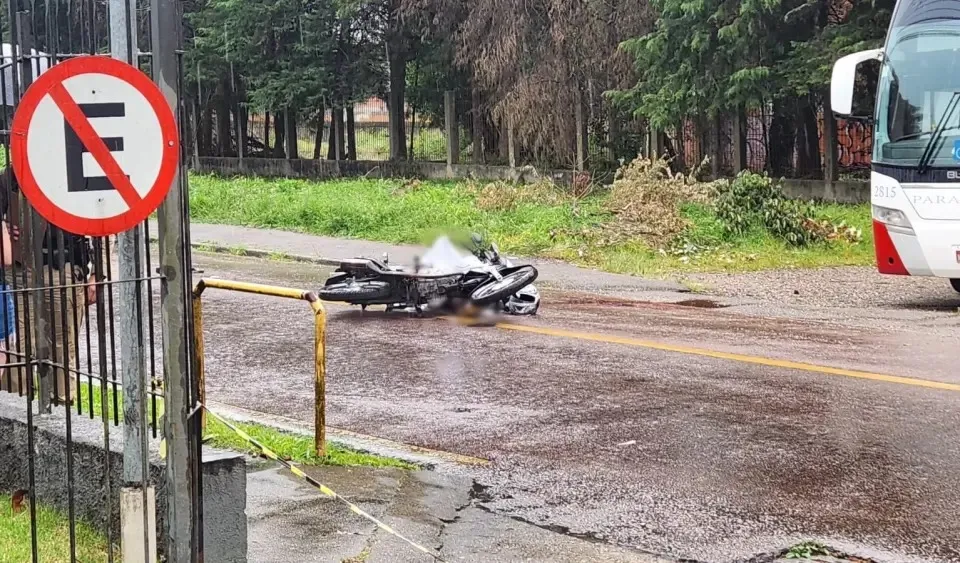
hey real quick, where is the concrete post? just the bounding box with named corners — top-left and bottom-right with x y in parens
top-left (152, 0), bottom-right (201, 558)
top-left (111, 7), bottom-right (158, 561)
top-left (110, 0), bottom-right (149, 484)
top-left (122, 488), bottom-right (158, 563)
top-left (444, 91), bottom-right (459, 166)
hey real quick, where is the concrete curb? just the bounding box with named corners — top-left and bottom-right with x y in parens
top-left (193, 241), bottom-right (341, 266)
top-left (206, 400), bottom-right (490, 470)
top-left (150, 237), bottom-right (342, 267)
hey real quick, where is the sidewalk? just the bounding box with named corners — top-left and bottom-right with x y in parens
top-left (246, 462), bottom-right (676, 563)
top-left (176, 221), bottom-right (684, 298)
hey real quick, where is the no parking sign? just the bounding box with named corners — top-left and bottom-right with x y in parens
top-left (9, 55), bottom-right (179, 236)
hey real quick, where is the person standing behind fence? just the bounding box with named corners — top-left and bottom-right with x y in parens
top-left (0, 210), bottom-right (16, 374)
top-left (0, 167), bottom-right (97, 404)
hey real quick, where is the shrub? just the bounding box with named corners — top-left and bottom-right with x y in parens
top-left (714, 172), bottom-right (818, 246)
top-left (599, 156), bottom-right (712, 245)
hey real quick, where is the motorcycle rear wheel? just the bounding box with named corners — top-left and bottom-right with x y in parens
top-left (318, 280), bottom-right (392, 302)
top-left (469, 266), bottom-right (538, 306)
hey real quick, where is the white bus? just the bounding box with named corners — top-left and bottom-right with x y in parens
top-left (832, 0), bottom-right (960, 293)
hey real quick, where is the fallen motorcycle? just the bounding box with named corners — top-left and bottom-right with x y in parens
top-left (318, 235), bottom-right (540, 315)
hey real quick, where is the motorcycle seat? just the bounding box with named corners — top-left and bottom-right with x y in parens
top-left (339, 258), bottom-right (387, 273)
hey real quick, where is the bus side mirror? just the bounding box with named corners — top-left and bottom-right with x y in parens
top-left (831, 48), bottom-right (883, 115)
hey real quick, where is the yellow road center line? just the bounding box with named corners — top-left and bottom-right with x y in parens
top-left (495, 322), bottom-right (960, 393)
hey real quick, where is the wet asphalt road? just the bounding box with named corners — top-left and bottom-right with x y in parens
top-left (191, 252), bottom-right (960, 563)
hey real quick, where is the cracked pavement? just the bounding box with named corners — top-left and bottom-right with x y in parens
top-left (247, 463), bottom-right (674, 563)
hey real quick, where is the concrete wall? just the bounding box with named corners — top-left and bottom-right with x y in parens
top-left (0, 393), bottom-right (247, 562)
top-left (195, 157), bottom-right (869, 204)
top-left (780, 178), bottom-right (869, 204)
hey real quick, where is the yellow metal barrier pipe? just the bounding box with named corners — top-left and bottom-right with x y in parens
top-left (192, 278), bottom-right (328, 455)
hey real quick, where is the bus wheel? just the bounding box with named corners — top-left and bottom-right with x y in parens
top-left (951, 279), bottom-right (960, 294)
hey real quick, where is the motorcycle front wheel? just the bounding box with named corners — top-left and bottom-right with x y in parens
top-left (469, 266), bottom-right (538, 306)
top-left (318, 280), bottom-right (392, 302)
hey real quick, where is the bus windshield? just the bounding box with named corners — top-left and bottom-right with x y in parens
top-left (875, 25), bottom-right (960, 168)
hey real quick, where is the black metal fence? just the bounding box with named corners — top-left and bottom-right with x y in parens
top-left (196, 94), bottom-right (453, 163)
top-left (664, 108), bottom-right (873, 180)
top-left (0, 0), bottom-right (202, 560)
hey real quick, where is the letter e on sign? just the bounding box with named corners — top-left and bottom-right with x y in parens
top-left (9, 56), bottom-right (179, 236)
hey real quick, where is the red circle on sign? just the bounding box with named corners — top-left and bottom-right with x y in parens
top-left (10, 56), bottom-right (180, 237)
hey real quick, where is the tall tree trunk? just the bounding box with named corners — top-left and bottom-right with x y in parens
top-left (346, 107), bottom-right (357, 160)
top-left (327, 108), bottom-right (337, 160)
top-left (409, 103), bottom-right (417, 159)
top-left (822, 89), bottom-right (838, 183)
top-left (188, 100), bottom-right (200, 165)
top-left (498, 118), bottom-right (509, 161)
top-left (285, 109), bottom-right (298, 159)
top-left (386, 35), bottom-right (408, 160)
top-left (483, 115), bottom-right (498, 162)
top-left (274, 110), bottom-right (286, 158)
top-left (327, 107), bottom-right (346, 160)
top-left (313, 104), bottom-right (326, 160)
top-left (408, 58), bottom-right (420, 160)
top-left (769, 99), bottom-right (797, 177)
top-left (697, 115), bottom-right (710, 170)
top-left (239, 105), bottom-right (249, 158)
top-left (795, 96), bottom-right (822, 178)
top-left (201, 103), bottom-right (214, 157)
top-left (662, 133), bottom-right (678, 172)
top-left (264, 111), bottom-right (271, 155)
top-left (607, 102), bottom-right (620, 162)
top-left (710, 114), bottom-right (722, 179)
top-left (217, 78), bottom-right (233, 156)
top-left (336, 107), bottom-right (346, 160)
top-left (675, 122), bottom-right (687, 174)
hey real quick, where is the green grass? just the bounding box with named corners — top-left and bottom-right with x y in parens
top-left (578, 202), bottom-right (873, 275)
top-left (0, 493), bottom-right (110, 563)
top-left (204, 418), bottom-right (416, 468)
top-left (785, 540), bottom-right (831, 559)
top-left (77, 382), bottom-right (415, 469)
top-left (188, 174), bottom-right (873, 276)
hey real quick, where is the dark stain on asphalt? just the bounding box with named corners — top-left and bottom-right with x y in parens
top-left (547, 293), bottom-right (729, 310)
